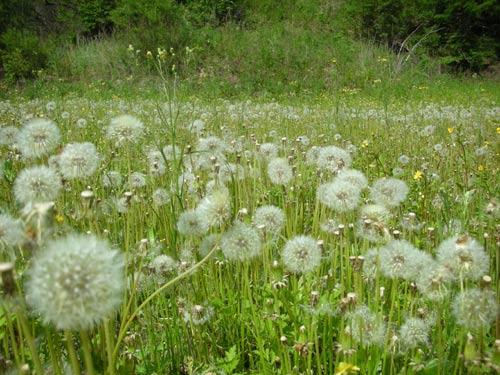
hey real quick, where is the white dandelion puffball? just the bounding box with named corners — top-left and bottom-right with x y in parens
top-left (267, 157), bottom-right (293, 185)
top-left (252, 205), bottom-right (286, 238)
top-left (58, 142), bottom-right (100, 180)
top-left (452, 288), bottom-right (498, 330)
top-left (16, 118), bottom-right (61, 159)
top-left (25, 233), bottom-right (125, 330)
top-left (316, 179), bottom-right (361, 212)
top-left (220, 221), bottom-right (262, 261)
top-left (177, 209), bottom-right (209, 236)
top-left (106, 114), bottom-right (144, 146)
top-left (0, 213), bottom-right (25, 248)
top-left (282, 235), bottom-right (322, 274)
top-left (14, 166), bottom-right (62, 205)
top-left (436, 235), bottom-right (489, 280)
top-left (370, 178), bottom-right (409, 208)
top-left (316, 146), bottom-right (352, 173)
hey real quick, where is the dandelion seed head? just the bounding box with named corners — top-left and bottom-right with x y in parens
top-left (436, 235), bottom-right (489, 280)
top-left (152, 188), bottom-right (170, 207)
top-left (346, 305), bottom-right (386, 347)
top-left (399, 318), bottom-right (429, 351)
top-left (16, 118), bottom-right (61, 159)
top-left (370, 178), bottom-right (409, 208)
top-left (452, 288), bottom-right (498, 330)
top-left (282, 235), bottom-right (322, 274)
top-left (177, 210), bottom-right (209, 237)
top-left (316, 146), bottom-right (352, 173)
top-left (0, 213), bottom-right (25, 249)
top-left (267, 157), bottom-right (293, 185)
top-left (102, 171), bottom-right (123, 188)
top-left (14, 166), bottom-right (62, 205)
top-left (220, 221), bottom-right (261, 261)
top-left (25, 233), bottom-right (125, 330)
top-left (252, 205), bottom-right (286, 239)
top-left (317, 179), bottom-right (361, 212)
top-left (197, 190), bottom-right (231, 227)
top-left (379, 240), bottom-right (431, 280)
top-left (106, 115), bottom-right (144, 146)
top-left (58, 142), bottom-right (100, 180)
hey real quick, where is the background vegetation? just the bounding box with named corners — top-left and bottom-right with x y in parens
top-left (0, 0), bottom-right (498, 97)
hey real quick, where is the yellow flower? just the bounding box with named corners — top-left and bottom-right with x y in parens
top-left (496, 127), bottom-right (500, 134)
top-left (335, 362), bottom-right (360, 375)
top-left (361, 140), bottom-right (369, 148)
top-left (447, 127), bottom-right (454, 134)
top-left (413, 170), bottom-right (423, 180)
top-left (478, 164), bottom-right (484, 171)
top-left (55, 214), bottom-right (64, 224)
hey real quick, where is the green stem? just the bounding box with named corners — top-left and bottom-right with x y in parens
top-left (80, 330), bottom-right (95, 375)
top-left (64, 330), bottom-right (81, 375)
top-left (109, 245), bottom-right (218, 372)
top-left (18, 312), bottom-right (44, 375)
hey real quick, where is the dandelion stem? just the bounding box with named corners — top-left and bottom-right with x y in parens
top-left (64, 330), bottom-right (81, 375)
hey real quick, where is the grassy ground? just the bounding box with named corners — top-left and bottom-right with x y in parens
top-left (0, 66), bottom-right (499, 374)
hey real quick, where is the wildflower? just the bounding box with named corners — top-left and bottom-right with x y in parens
top-left (258, 143), bottom-right (279, 161)
top-left (197, 190), bottom-right (231, 227)
top-left (106, 115), bottom-right (144, 146)
top-left (336, 169), bottom-right (368, 190)
top-left (452, 288), bottom-right (498, 330)
top-left (102, 170), bottom-right (123, 188)
top-left (162, 144), bottom-right (181, 161)
top-left (177, 210), bottom-right (209, 237)
top-left (346, 305), bottom-right (386, 347)
top-left (415, 261), bottom-right (453, 301)
top-left (413, 170), bottom-right (423, 181)
top-left (199, 233), bottom-right (219, 257)
top-left (447, 127), bottom-right (454, 134)
top-left (436, 235), bottom-right (489, 281)
top-left (128, 172), bottom-right (147, 189)
top-left (16, 118), bottom-right (61, 159)
top-left (267, 158), bottom-right (293, 185)
top-left (379, 240), bottom-right (432, 280)
top-left (282, 235), bottom-right (321, 274)
top-left (0, 126), bottom-right (19, 146)
top-left (182, 303), bottom-right (214, 325)
top-left (305, 146), bottom-right (321, 165)
top-left (355, 204), bottom-right (392, 243)
top-left (152, 188), bottom-right (170, 207)
top-left (13, 166), bottom-right (62, 205)
top-left (316, 146), bottom-right (352, 173)
top-left (220, 221), bottom-right (261, 261)
top-left (398, 318), bottom-right (430, 351)
top-left (76, 118), bottom-right (87, 128)
top-left (317, 179), bottom-right (361, 212)
top-left (0, 213), bottom-right (25, 249)
top-left (370, 178), bottom-right (409, 208)
top-left (335, 363), bottom-right (360, 375)
top-left (252, 205), bottom-right (286, 239)
top-left (188, 119), bottom-right (205, 134)
top-left (147, 150), bottom-right (166, 176)
top-left (25, 233), bottom-right (125, 330)
top-left (149, 255), bottom-right (177, 284)
top-left (362, 248), bottom-right (380, 280)
top-left (398, 155), bottom-right (410, 165)
top-left (58, 142), bottom-right (100, 180)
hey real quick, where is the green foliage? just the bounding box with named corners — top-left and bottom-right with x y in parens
top-left (110, 0), bottom-right (190, 52)
top-left (345, 0), bottom-right (500, 71)
top-left (0, 29), bottom-right (47, 82)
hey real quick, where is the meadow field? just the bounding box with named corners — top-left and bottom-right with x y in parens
top-left (0, 1), bottom-right (499, 373)
top-left (0, 72), bottom-right (499, 374)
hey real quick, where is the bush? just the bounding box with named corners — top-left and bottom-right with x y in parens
top-left (0, 29), bottom-right (48, 82)
top-left (345, 0), bottom-right (500, 71)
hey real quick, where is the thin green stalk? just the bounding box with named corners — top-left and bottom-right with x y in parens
top-left (109, 245), bottom-right (218, 372)
top-left (64, 330), bottom-right (81, 375)
top-left (18, 311), bottom-right (43, 375)
top-left (80, 330), bottom-right (95, 375)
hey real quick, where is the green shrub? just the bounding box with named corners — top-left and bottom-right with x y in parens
top-left (345, 0), bottom-right (499, 71)
top-left (0, 29), bottom-right (48, 82)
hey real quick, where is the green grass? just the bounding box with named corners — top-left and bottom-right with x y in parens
top-left (0, 67), bottom-right (499, 374)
